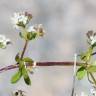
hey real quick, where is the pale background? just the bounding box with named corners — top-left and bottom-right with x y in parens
top-left (0, 0), bottom-right (96, 96)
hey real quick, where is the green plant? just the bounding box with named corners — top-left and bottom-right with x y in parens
top-left (0, 12), bottom-right (45, 86)
top-left (76, 31), bottom-right (96, 86)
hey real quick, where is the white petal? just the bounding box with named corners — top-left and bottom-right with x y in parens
top-left (27, 26), bottom-right (36, 32)
top-left (90, 36), bottom-right (94, 40)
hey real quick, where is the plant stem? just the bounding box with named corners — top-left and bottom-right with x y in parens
top-left (20, 40), bottom-right (28, 59)
top-left (89, 72), bottom-right (96, 86)
top-left (87, 72), bottom-right (94, 84)
top-left (0, 61), bottom-right (81, 73)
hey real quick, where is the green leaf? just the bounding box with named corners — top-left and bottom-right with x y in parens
top-left (19, 60), bottom-right (24, 70)
top-left (22, 66), bottom-right (31, 85)
top-left (87, 65), bottom-right (96, 72)
top-left (27, 32), bottom-right (37, 40)
top-left (23, 57), bottom-right (33, 63)
top-left (0, 42), bottom-right (6, 49)
top-left (15, 53), bottom-right (20, 63)
top-left (11, 70), bottom-right (22, 84)
top-left (80, 47), bottom-right (93, 62)
top-left (76, 66), bottom-right (87, 80)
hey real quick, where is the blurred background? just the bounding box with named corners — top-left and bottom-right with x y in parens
top-left (0, 0), bottom-right (96, 96)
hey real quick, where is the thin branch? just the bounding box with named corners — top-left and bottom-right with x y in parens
top-left (0, 61), bottom-right (81, 73)
top-left (89, 72), bottom-right (96, 86)
top-left (20, 40), bottom-right (28, 59)
top-left (87, 72), bottom-right (94, 84)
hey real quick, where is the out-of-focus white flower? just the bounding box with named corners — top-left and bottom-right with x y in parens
top-left (0, 35), bottom-right (11, 49)
top-left (13, 90), bottom-right (26, 96)
top-left (90, 88), bottom-right (96, 96)
top-left (27, 24), bottom-right (45, 36)
top-left (87, 30), bottom-right (96, 46)
top-left (11, 12), bottom-right (29, 29)
top-left (36, 24), bottom-right (45, 36)
top-left (90, 35), bottom-right (96, 45)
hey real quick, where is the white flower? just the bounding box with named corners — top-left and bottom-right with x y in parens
top-left (90, 36), bottom-right (96, 45)
top-left (11, 12), bottom-right (28, 29)
top-left (18, 15), bottom-right (28, 25)
top-left (27, 26), bottom-right (36, 32)
top-left (0, 35), bottom-right (11, 49)
top-left (13, 90), bottom-right (25, 96)
top-left (87, 31), bottom-right (96, 46)
top-left (90, 88), bottom-right (96, 96)
top-left (37, 24), bottom-right (45, 36)
top-left (27, 24), bottom-right (45, 37)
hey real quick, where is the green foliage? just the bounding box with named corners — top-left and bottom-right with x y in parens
top-left (15, 53), bottom-right (20, 63)
top-left (27, 32), bottom-right (37, 40)
top-left (76, 66), bottom-right (87, 80)
top-left (0, 42), bottom-right (6, 49)
top-left (77, 31), bottom-right (96, 86)
top-left (80, 47), bottom-right (93, 62)
top-left (22, 66), bottom-right (31, 85)
top-left (11, 70), bottom-right (22, 83)
top-left (19, 31), bottom-right (37, 41)
top-left (87, 65), bottom-right (96, 72)
top-left (9, 12), bottom-right (44, 86)
top-left (11, 60), bottom-right (31, 85)
top-left (23, 57), bottom-right (33, 63)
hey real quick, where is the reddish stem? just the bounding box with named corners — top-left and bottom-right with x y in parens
top-left (0, 61), bottom-right (81, 73)
top-left (20, 40), bottom-right (28, 59)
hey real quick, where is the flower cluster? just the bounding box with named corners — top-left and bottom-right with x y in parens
top-left (10, 11), bottom-right (45, 86)
top-left (11, 12), bottom-right (45, 40)
top-left (77, 30), bottom-right (96, 86)
top-left (90, 88), bottom-right (96, 96)
top-left (0, 35), bottom-right (11, 49)
top-left (27, 24), bottom-right (45, 36)
top-left (87, 30), bottom-right (96, 46)
top-left (11, 12), bottom-right (32, 29)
